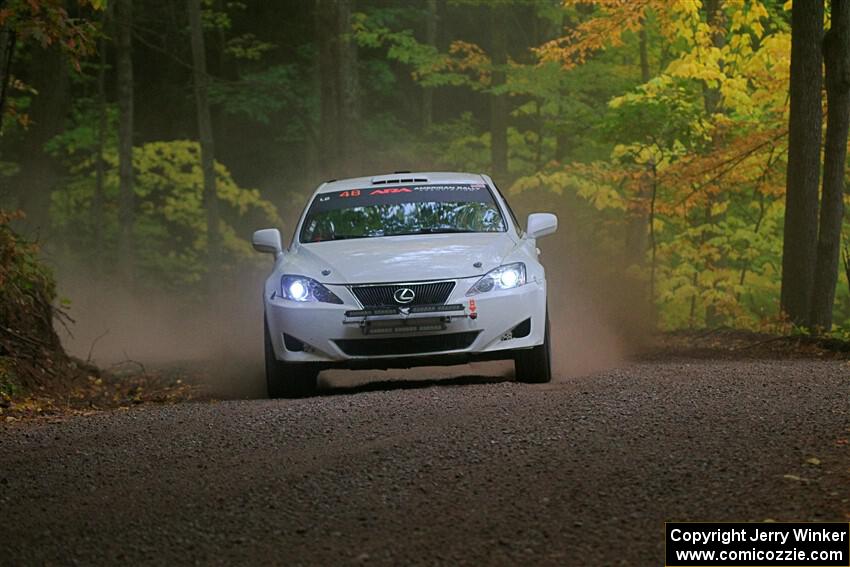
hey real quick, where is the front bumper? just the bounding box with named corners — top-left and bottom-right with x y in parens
top-left (265, 276), bottom-right (546, 367)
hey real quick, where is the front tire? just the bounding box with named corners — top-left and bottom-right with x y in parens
top-left (264, 317), bottom-right (319, 398)
top-left (514, 312), bottom-right (552, 383)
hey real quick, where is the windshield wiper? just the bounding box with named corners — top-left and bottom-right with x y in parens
top-left (394, 228), bottom-right (479, 236)
top-left (311, 230), bottom-right (480, 242)
top-left (328, 234), bottom-right (363, 240)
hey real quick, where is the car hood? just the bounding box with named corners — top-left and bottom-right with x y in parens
top-left (284, 233), bottom-right (519, 284)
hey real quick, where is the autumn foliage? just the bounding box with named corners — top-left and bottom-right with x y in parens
top-left (4, 0), bottom-right (850, 400)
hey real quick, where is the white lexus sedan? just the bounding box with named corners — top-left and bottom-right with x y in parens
top-left (252, 171), bottom-right (558, 397)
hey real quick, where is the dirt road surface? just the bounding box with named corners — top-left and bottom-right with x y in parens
top-left (2, 358), bottom-right (849, 565)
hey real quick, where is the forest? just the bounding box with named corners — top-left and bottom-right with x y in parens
top-left (1, 0), bottom-right (850, 382)
top-left (7, 3), bottom-right (850, 563)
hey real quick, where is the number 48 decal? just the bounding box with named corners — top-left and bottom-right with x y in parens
top-left (339, 190), bottom-right (361, 198)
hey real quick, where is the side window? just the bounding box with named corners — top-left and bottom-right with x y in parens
top-left (492, 182), bottom-right (523, 234)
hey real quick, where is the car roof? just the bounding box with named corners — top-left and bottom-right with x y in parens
top-left (315, 171), bottom-right (488, 194)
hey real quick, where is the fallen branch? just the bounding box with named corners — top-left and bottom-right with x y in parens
top-left (731, 336), bottom-right (790, 351)
top-left (109, 353), bottom-right (146, 375)
top-left (86, 329), bottom-right (110, 364)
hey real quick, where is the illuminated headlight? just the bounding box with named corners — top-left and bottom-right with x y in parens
top-left (466, 263), bottom-right (526, 296)
top-left (289, 280), bottom-right (308, 301)
top-left (280, 275), bottom-right (343, 304)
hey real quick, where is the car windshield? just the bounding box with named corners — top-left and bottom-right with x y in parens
top-left (299, 183), bottom-right (506, 243)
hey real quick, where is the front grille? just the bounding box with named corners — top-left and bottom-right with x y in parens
top-left (334, 331), bottom-right (480, 357)
top-left (350, 281), bottom-right (455, 307)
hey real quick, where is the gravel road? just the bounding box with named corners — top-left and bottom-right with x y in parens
top-left (1, 358), bottom-right (849, 565)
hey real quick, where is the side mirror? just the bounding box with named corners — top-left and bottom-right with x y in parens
top-left (252, 228), bottom-right (283, 257)
top-left (526, 213), bottom-right (558, 239)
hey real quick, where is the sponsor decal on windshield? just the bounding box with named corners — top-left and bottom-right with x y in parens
top-left (308, 184), bottom-right (495, 213)
top-left (328, 184), bottom-right (486, 200)
top-left (369, 188), bottom-right (413, 195)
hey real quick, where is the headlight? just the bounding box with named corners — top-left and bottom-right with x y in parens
top-left (466, 263), bottom-right (526, 296)
top-left (280, 275), bottom-right (343, 304)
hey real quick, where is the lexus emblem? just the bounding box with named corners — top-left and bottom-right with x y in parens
top-left (393, 287), bottom-right (416, 304)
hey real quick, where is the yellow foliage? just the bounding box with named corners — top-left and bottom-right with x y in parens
top-left (517, 0), bottom-right (795, 329)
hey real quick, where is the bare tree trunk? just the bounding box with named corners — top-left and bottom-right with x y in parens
top-left (638, 25), bottom-right (650, 85)
top-left (810, 0), bottom-right (850, 331)
top-left (702, 0), bottom-right (727, 328)
top-left (307, 16), bottom-right (321, 184)
top-left (781, 0), bottom-right (824, 327)
top-left (316, 0), bottom-right (359, 178)
top-left (701, 0), bottom-right (725, 115)
top-left (306, 2), bottom-right (321, 183)
top-left (0, 26), bottom-right (15, 127)
top-left (648, 160), bottom-right (658, 327)
top-left (14, 43), bottom-right (68, 233)
top-left (0, 0), bottom-right (11, 122)
top-left (116, 0), bottom-right (134, 283)
top-left (188, 0), bottom-right (221, 291)
top-left (624, 22), bottom-right (652, 268)
top-left (93, 6), bottom-right (111, 275)
top-left (337, 0), bottom-right (359, 176)
top-left (554, 106), bottom-right (569, 162)
top-left (552, 1), bottom-right (571, 163)
top-left (531, 7), bottom-right (551, 170)
top-left (489, 4), bottom-right (508, 181)
top-left (317, 0), bottom-right (339, 179)
top-left (422, 0), bottom-right (438, 132)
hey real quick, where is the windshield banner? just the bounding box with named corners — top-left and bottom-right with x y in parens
top-left (309, 184), bottom-right (494, 213)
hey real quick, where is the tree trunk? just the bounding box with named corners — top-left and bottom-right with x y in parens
top-left (317, 0), bottom-right (340, 179)
top-left (701, 0), bottom-right (725, 115)
top-left (188, 0), bottom-right (221, 290)
top-left (210, 0), bottom-right (232, 172)
top-left (116, 0), bottom-right (135, 282)
top-left (554, 104), bottom-right (569, 162)
top-left (306, 2), bottom-right (322, 183)
top-left (810, 0), bottom-right (850, 331)
top-left (422, 0), bottom-right (438, 132)
top-left (0, 26), bottom-right (15, 127)
top-left (13, 42), bottom-right (69, 234)
top-left (624, 22), bottom-right (653, 267)
top-left (489, 4), bottom-right (508, 181)
top-left (93, 6), bottom-right (111, 275)
top-left (702, 0), bottom-right (726, 327)
top-left (781, 0), bottom-right (824, 326)
top-left (337, 0), bottom-right (359, 177)
top-left (638, 25), bottom-right (650, 85)
top-left (316, 0), bottom-right (359, 178)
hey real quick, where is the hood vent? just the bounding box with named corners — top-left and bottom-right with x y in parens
top-left (371, 174), bottom-right (428, 185)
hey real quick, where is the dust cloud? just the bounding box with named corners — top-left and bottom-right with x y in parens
top-left (55, 199), bottom-right (649, 397)
top-left (56, 270), bottom-right (268, 398)
top-left (522, 191), bottom-right (653, 379)
top-left (544, 241), bottom-right (646, 378)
